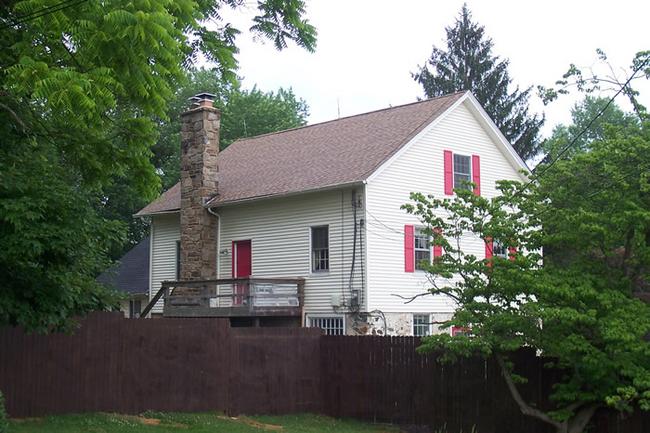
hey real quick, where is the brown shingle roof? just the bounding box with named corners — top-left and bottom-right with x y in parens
top-left (136, 92), bottom-right (465, 215)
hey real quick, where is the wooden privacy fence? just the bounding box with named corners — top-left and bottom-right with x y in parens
top-left (0, 312), bottom-right (647, 433)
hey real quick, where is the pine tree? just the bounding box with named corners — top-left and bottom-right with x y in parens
top-left (413, 4), bottom-right (543, 161)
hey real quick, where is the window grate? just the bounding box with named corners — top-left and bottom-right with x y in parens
top-left (309, 316), bottom-right (344, 335)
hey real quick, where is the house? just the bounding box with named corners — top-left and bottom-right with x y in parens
top-left (135, 91), bottom-right (527, 335)
top-left (97, 237), bottom-right (151, 318)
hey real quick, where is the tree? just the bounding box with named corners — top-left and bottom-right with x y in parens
top-left (0, 0), bottom-right (316, 331)
top-left (538, 50), bottom-right (650, 121)
top-left (152, 68), bottom-right (309, 191)
top-left (101, 69), bottom-right (310, 259)
top-left (412, 4), bottom-right (543, 161)
top-left (402, 121), bottom-right (650, 433)
top-left (542, 96), bottom-right (638, 161)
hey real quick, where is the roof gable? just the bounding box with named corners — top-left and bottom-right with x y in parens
top-left (97, 237), bottom-right (150, 294)
top-left (136, 92), bottom-right (468, 215)
top-left (367, 93), bottom-right (528, 183)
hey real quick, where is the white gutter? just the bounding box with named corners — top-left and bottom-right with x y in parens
top-left (204, 181), bottom-right (365, 208)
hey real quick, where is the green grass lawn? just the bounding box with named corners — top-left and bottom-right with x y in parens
top-left (9, 412), bottom-right (400, 433)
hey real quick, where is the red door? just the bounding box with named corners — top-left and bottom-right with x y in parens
top-left (232, 240), bottom-right (251, 305)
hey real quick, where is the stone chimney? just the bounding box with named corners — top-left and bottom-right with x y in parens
top-left (179, 93), bottom-right (220, 281)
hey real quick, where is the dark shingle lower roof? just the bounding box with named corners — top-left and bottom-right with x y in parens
top-left (136, 92), bottom-right (466, 215)
top-left (97, 237), bottom-right (150, 295)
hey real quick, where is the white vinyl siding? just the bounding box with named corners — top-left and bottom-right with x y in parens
top-left (218, 188), bottom-right (365, 315)
top-left (365, 100), bottom-right (523, 314)
top-left (149, 213), bottom-right (181, 314)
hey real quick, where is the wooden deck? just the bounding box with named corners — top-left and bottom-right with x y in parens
top-left (142, 277), bottom-right (305, 319)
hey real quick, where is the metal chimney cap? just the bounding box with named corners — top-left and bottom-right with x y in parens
top-left (190, 92), bottom-right (217, 102)
top-left (188, 92), bottom-right (217, 109)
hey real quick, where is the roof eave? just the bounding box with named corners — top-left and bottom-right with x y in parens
top-left (134, 209), bottom-right (180, 218)
top-left (205, 181), bottom-right (365, 209)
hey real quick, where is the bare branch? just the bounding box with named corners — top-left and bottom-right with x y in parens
top-left (0, 102), bottom-right (27, 132)
top-left (390, 292), bottom-right (432, 304)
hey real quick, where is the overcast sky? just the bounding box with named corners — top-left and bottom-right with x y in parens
top-left (221, 0), bottom-right (649, 137)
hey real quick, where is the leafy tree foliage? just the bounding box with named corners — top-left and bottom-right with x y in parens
top-left (0, 0), bottom-right (315, 331)
top-left (153, 68), bottom-right (309, 191)
top-left (402, 121), bottom-right (650, 433)
top-left (101, 69), bottom-right (309, 260)
top-left (542, 96), bottom-right (638, 161)
top-left (412, 4), bottom-right (543, 161)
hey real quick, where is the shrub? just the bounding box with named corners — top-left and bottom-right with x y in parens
top-left (0, 390), bottom-right (7, 433)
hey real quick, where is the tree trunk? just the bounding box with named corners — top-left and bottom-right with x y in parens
top-left (496, 354), bottom-right (599, 433)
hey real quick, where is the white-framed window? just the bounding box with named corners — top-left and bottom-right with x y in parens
top-left (311, 225), bottom-right (329, 272)
top-left (414, 227), bottom-right (431, 270)
top-left (308, 315), bottom-right (344, 335)
top-left (413, 314), bottom-right (431, 337)
top-left (493, 240), bottom-right (508, 259)
top-left (129, 300), bottom-right (141, 319)
top-left (175, 240), bottom-right (181, 280)
top-left (453, 154), bottom-right (472, 190)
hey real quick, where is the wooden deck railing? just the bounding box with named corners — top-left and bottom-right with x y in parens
top-left (141, 277), bottom-right (305, 318)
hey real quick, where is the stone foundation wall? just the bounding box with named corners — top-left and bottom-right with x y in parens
top-left (346, 311), bottom-right (454, 336)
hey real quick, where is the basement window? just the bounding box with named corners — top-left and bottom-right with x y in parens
top-left (453, 154), bottom-right (472, 190)
top-left (413, 314), bottom-right (431, 337)
top-left (309, 316), bottom-right (344, 336)
top-left (493, 240), bottom-right (508, 259)
top-left (311, 226), bottom-right (329, 272)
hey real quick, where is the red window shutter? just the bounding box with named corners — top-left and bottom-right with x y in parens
top-left (444, 150), bottom-right (453, 195)
top-left (508, 246), bottom-right (517, 261)
top-left (472, 155), bottom-right (481, 196)
top-left (485, 237), bottom-right (493, 265)
top-left (404, 225), bottom-right (415, 272)
top-left (433, 227), bottom-right (443, 258)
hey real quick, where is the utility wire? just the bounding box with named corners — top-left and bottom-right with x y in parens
top-left (521, 159), bottom-right (650, 222)
top-left (519, 57), bottom-right (650, 194)
top-left (366, 208), bottom-right (404, 235)
top-left (1, 0), bottom-right (90, 30)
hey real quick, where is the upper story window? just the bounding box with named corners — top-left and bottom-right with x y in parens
top-left (414, 227), bottom-right (430, 270)
top-left (311, 226), bottom-right (329, 272)
top-left (413, 314), bottom-right (431, 337)
top-left (453, 154), bottom-right (472, 190)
